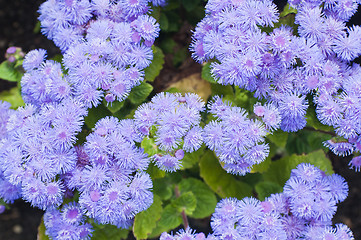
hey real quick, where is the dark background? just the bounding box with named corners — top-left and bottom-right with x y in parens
top-left (0, 1), bottom-right (361, 239)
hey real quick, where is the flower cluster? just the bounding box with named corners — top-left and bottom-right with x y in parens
top-left (21, 49), bottom-right (72, 106)
top-left (162, 163), bottom-right (353, 240)
top-left (210, 163), bottom-right (351, 239)
top-left (190, 0), bottom-right (312, 133)
top-left (63, 116), bottom-right (152, 228)
top-left (0, 99), bottom-right (86, 209)
top-left (0, 101), bottom-right (20, 204)
top-left (204, 96), bottom-right (270, 175)
top-left (36, 0), bottom-right (161, 107)
top-left (160, 228), bottom-right (216, 240)
top-left (134, 92), bottom-right (205, 172)
top-left (253, 102), bottom-right (281, 131)
top-left (291, 0), bottom-right (361, 169)
top-left (44, 202), bottom-right (93, 240)
top-left (190, 0), bottom-right (361, 170)
top-left (38, 0), bottom-right (163, 52)
top-left (5, 46), bottom-right (24, 63)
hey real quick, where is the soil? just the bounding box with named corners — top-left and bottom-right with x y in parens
top-left (1, 1), bottom-right (361, 240)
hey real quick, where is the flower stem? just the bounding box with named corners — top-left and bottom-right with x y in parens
top-left (304, 126), bottom-right (336, 137)
top-left (175, 185), bottom-right (189, 229)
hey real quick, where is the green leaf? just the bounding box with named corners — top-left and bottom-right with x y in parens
top-left (50, 54), bottom-right (63, 63)
top-left (150, 6), bottom-right (161, 21)
top-left (164, 1), bottom-right (181, 11)
top-left (133, 194), bottom-right (163, 239)
top-left (0, 199), bottom-right (10, 210)
top-left (104, 100), bottom-right (125, 114)
top-left (263, 150), bottom-right (334, 187)
top-left (199, 151), bottom-right (253, 199)
top-left (172, 191), bottom-right (197, 215)
top-left (275, 13), bottom-right (297, 34)
top-left (286, 130), bottom-right (331, 155)
top-left (233, 86), bottom-right (249, 108)
top-left (201, 62), bottom-right (217, 84)
top-left (84, 103), bottom-right (112, 129)
top-left (37, 217), bottom-right (50, 240)
top-left (267, 130), bottom-right (288, 148)
top-left (255, 181), bottom-right (283, 201)
top-left (279, 3), bottom-right (298, 17)
top-left (33, 21), bottom-right (41, 33)
top-left (92, 223), bottom-right (129, 240)
top-left (14, 60), bottom-right (24, 69)
top-left (251, 155), bottom-right (272, 173)
top-left (0, 61), bottom-right (23, 82)
top-left (141, 137), bottom-right (158, 156)
top-left (153, 178), bottom-right (173, 200)
top-left (128, 82), bottom-right (153, 105)
top-left (162, 11), bottom-right (181, 32)
top-left (111, 101), bottom-right (135, 120)
top-left (159, 13), bottom-right (169, 31)
top-left (178, 178), bottom-right (217, 219)
top-left (144, 46), bottom-right (165, 82)
top-left (210, 83), bottom-right (234, 100)
top-left (146, 162), bottom-right (166, 179)
top-left (160, 38), bottom-right (176, 54)
top-left (149, 204), bottom-right (182, 238)
top-left (182, 0), bottom-right (201, 12)
top-left (181, 145), bottom-right (206, 170)
top-left (0, 87), bottom-right (24, 109)
top-left (238, 172), bottom-right (263, 188)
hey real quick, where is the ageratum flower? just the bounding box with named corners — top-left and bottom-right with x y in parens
top-left (161, 163), bottom-right (352, 239)
top-left (44, 202), bottom-right (93, 240)
top-left (62, 116), bottom-right (153, 228)
top-left (36, 0), bottom-right (161, 107)
top-left (134, 92), bottom-right (205, 172)
top-left (203, 96), bottom-right (269, 175)
top-left (0, 98), bottom-right (86, 210)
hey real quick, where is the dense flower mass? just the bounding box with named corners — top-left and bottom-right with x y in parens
top-left (63, 116), bottom-right (153, 228)
top-left (204, 96), bottom-right (270, 175)
top-left (134, 92), bottom-right (205, 172)
top-left (190, 0), bottom-right (361, 170)
top-left (36, 0), bottom-right (161, 106)
top-left (160, 228), bottom-right (216, 240)
top-left (210, 163), bottom-right (351, 239)
top-left (0, 99), bottom-right (86, 209)
top-left (44, 202), bottom-right (93, 240)
top-left (161, 163), bottom-right (353, 240)
top-left (1, 0), bottom-right (361, 238)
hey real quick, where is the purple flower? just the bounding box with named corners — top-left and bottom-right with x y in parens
top-left (23, 49), bottom-right (47, 71)
top-left (134, 92), bottom-right (205, 172)
top-left (349, 156), bottom-right (361, 172)
top-left (132, 15), bottom-right (160, 42)
top-left (153, 154), bottom-right (181, 172)
top-left (333, 26), bottom-right (361, 62)
top-left (204, 96), bottom-right (269, 175)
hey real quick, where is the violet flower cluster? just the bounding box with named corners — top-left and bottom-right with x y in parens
top-left (134, 92), bottom-right (205, 172)
top-left (160, 228), bottom-right (216, 240)
top-left (37, 0), bottom-right (161, 107)
top-left (0, 99), bottom-right (86, 209)
top-left (190, 0), bottom-right (361, 171)
top-left (0, 0), bottom-right (164, 231)
top-left (203, 96), bottom-right (272, 175)
top-left (63, 116), bottom-right (153, 229)
top-left (44, 202), bottom-right (93, 240)
top-left (161, 163), bottom-right (353, 240)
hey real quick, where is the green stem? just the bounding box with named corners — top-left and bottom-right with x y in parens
top-left (304, 126), bottom-right (336, 137)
